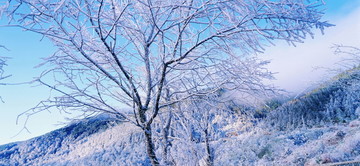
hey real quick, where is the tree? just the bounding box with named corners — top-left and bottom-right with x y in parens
top-left (333, 45), bottom-right (360, 69)
top-left (0, 45), bottom-right (9, 84)
top-left (167, 90), bottom-right (260, 166)
top-left (0, 56), bottom-right (7, 102)
top-left (0, 57), bottom-right (5, 82)
top-left (2, 0), bottom-right (332, 165)
top-left (0, 45), bottom-right (10, 100)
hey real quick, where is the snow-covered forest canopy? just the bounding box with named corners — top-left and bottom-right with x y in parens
top-left (2, 0), bottom-right (357, 165)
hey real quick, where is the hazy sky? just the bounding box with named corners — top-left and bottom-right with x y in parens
top-left (0, 1), bottom-right (360, 145)
top-left (263, 1), bottom-right (360, 93)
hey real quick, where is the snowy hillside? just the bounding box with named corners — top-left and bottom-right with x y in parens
top-left (0, 114), bottom-right (149, 165)
top-left (0, 68), bottom-right (360, 166)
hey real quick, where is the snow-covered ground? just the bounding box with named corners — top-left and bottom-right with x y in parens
top-left (214, 119), bottom-right (360, 165)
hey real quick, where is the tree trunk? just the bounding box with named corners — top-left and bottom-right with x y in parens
top-left (162, 111), bottom-right (173, 165)
top-left (204, 128), bottom-right (213, 166)
top-left (139, 107), bottom-right (159, 166)
top-left (144, 125), bottom-right (160, 166)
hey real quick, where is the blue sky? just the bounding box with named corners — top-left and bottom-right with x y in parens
top-left (0, 0), bottom-right (360, 145)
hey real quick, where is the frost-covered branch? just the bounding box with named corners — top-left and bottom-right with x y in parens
top-left (333, 44), bottom-right (360, 69)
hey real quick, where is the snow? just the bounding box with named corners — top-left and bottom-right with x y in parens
top-left (2, 117), bottom-right (360, 165)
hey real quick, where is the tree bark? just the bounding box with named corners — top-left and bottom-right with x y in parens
top-left (204, 128), bottom-right (213, 166)
top-left (162, 111), bottom-right (173, 165)
top-left (144, 126), bottom-right (160, 166)
top-left (139, 107), bottom-right (159, 166)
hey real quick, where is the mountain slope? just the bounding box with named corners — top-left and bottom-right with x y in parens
top-left (265, 67), bottom-right (360, 130)
top-left (0, 114), bottom-right (148, 166)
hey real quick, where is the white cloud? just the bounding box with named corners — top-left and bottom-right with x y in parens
top-left (263, 6), bottom-right (360, 94)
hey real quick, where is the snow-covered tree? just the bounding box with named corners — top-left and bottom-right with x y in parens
top-left (166, 88), bottom-right (260, 165)
top-left (0, 57), bottom-right (5, 82)
top-left (0, 56), bottom-right (7, 102)
top-left (0, 45), bottom-right (10, 98)
top-left (0, 45), bottom-right (8, 84)
top-left (333, 45), bottom-right (360, 69)
top-left (2, 0), bottom-right (332, 164)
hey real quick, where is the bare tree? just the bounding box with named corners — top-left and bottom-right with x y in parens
top-left (0, 58), bottom-right (5, 82)
top-left (333, 45), bottom-right (360, 69)
top-left (0, 45), bottom-right (11, 87)
top-left (154, 57), bottom-right (274, 165)
top-left (168, 89), bottom-right (261, 166)
top-left (0, 45), bottom-right (9, 84)
top-left (0, 55), bottom-right (8, 102)
top-left (2, 0), bottom-right (332, 165)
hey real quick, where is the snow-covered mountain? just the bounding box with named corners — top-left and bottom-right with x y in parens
top-left (1, 68), bottom-right (360, 166)
top-left (0, 114), bottom-right (148, 165)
